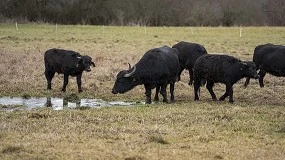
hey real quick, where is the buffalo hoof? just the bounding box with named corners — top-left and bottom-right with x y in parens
top-left (112, 90), bottom-right (118, 94)
top-left (145, 100), bottom-right (151, 104)
top-left (163, 99), bottom-right (168, 103)
top-left (145, 101), bottom-right (151, 104)
top-left (154, 97), bottom-right (159, 102)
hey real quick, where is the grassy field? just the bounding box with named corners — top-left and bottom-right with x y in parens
top-left (0, 24), bottom-right (285, 159)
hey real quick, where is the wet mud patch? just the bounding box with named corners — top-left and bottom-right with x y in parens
top-left (0, 96), bottom-right (142, 111)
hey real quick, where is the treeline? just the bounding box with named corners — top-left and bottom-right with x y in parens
top-left (0, 0), bottom-right (284, 26)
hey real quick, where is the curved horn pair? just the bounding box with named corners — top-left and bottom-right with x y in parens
top-left (124, 66), bottom-right (136, 77)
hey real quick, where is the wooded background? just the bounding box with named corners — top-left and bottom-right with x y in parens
top-left (0, 0), bottom-right (284, 26)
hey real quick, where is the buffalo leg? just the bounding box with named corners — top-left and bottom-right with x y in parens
top-left (76, 74), bottom-right (83, 92)
top-left (177, 68), bottom-right (183, 81)
top-left (62, 74), bottom-right (69, 92)
top-left (188, 69), bottom-right (194, 85)
top-left (206, 80), bottom-right (217, 101)
top-left (144, 84), bottom-right (152, 104)
top-left (154, 86), bottom-right (160, 102)
top-left (219, 92), bottom-right (228, 101)
top-left (45, 70), bottom-right (55, 90)
top-left (258, 70), bottom-right (266, 88)
top-left (160, 83), bottom-right (168, 103)
top-left (45, 96), bottom-right (52, 107)
top-left (227, 85), bottom-right (234, 103)
top-left (194, 80), bottom-right (200, 101)
top-left (170, 82), bottom-right (175, 102)
top-left (220, 84), bottom-right (234, 103)
top-left (244, 77), bottom-right (250, 88)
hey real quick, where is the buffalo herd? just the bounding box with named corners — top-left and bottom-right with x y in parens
top-left (44, 43), bottom-right (285, 104)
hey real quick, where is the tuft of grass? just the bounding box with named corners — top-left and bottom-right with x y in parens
top-left (125, 156), bottom-right (145, 160)
top-left (214, 155), bottom-right (224, 159)
top-left (276, 127), bottom-right (285, 133)
top-left (21, 93), bottom-right (31, 99)
top-left (28, 112), bottom-right (49, 119)
top-left (2, 146), bottom-right (23, 154)
top-left (75, 106), bottom-right (91, 110)
top-left (148, 135), bottom-right (169, 144)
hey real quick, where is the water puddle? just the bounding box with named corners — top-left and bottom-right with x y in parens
top-left (0, 96), bottom-right (141, 111)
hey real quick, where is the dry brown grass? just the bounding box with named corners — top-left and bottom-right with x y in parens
top-left (0, 25), bottom-right (284, 103)
top-left (0, 24), bottom-right (285, 159)
top-left (0, 104), bottom-right (285, 160)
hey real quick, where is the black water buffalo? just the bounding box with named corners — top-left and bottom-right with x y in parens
top-left (44, 48), bottom-right (95, 92)
top-left (172, 41), bottom-right (208, 85)
top-left (193, 54), bottom-right (259, 103)
top-left (112, 46), bottom-right (180, 104)
top-left (244, 43), bottom-right (285, 88)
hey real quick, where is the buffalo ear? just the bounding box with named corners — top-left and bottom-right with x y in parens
top-left (128, 63), bottom-right (131, 69)
top-left (91, 62), bottom-right (95, 67)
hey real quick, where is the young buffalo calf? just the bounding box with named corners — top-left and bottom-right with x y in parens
top-left (193, 54), bottom-right (258, 103)
top-left (44, 48), bottom-right (95, 92)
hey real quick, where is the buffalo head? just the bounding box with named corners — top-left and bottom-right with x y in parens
top-left (240, 61), bottom-right (259, 79)
top-left (112, 65), bottom-right (138, 94)
top-left (77, 56), bottom-right (95, 72)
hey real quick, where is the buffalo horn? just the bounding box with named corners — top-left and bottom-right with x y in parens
top-left (124, 66), bottom-right (136, 77)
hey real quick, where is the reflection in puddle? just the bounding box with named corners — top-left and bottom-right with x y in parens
top-left (0, 97), bottom-right (139, 111)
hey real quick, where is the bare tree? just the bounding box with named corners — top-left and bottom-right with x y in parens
top-left (263, 0), bottom-right (285, 25)
top-left (0, 0), bottom-right (284, 26)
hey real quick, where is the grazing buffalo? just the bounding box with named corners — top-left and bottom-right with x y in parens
top-left (172, 41), bottom-right (208, 85)
top-left (193, 54), bottom-right (259, 103)
top-left (112, 46), bottom-right (180, 104)
top-left (44, 48), bottom-right (95, 92)
top-left (244, 43), bottom-right (285, 88)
